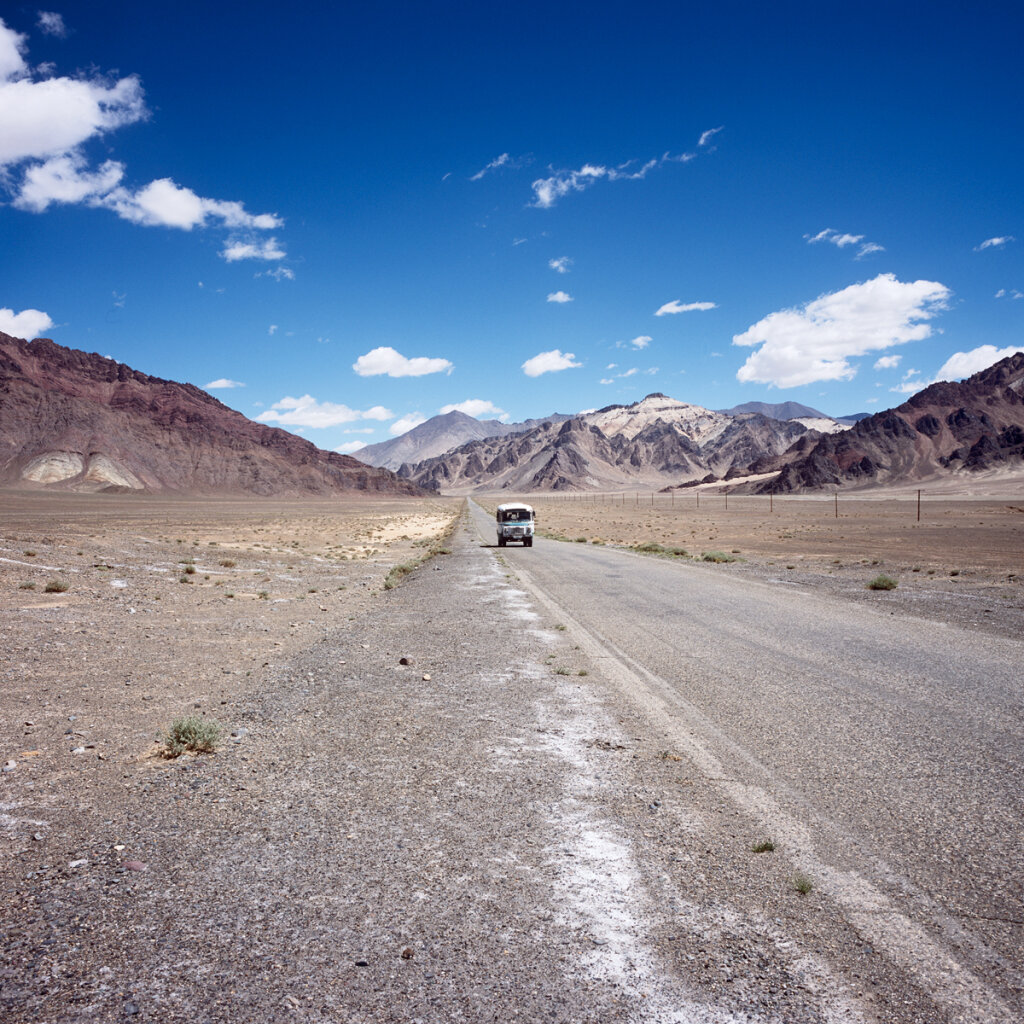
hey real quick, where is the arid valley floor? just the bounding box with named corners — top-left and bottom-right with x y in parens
top-left (1, 489), bottom-right (1022, 1023)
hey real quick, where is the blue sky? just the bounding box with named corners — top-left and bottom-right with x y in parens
top-left (2, 1), bottom-right (1022, 453)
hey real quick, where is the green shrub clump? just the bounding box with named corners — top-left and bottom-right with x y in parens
top-left (867, 574), bottom-right (898, 590)
top-left (702, 551), bottom-right (741, 563)
top-left (44, 579), bottom-right (69, 593)
top-left (160, 715), bottom-right (222, 757)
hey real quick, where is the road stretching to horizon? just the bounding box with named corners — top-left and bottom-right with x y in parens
top-left (467, 498), bottom-right (1024, 1022)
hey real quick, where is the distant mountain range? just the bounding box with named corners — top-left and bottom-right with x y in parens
top-left (355, 409), bottom-right (572, 470)
top-left (718, 400), bottom-right (868, 427)
top-left (0, 333), bottom-right (420, 496)
top-left (389, 360), bottom-right (1024, 494)
top-left (747, 352), bottom-right (1024, 492)
top-left (395, 394), bottom-right (821, 493)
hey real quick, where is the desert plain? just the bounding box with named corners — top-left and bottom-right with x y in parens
top-left (1, 487), bottom-right (1022, 1022)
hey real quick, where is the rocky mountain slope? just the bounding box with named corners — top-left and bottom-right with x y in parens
top-left (0, 333), bottom-right (421, 496)
top-left (354, 409), bottom-right (571, 470)
top-left (398, 394), bottom-right (813, 493)
top-left (750, 352), bottom-right (1024, 492)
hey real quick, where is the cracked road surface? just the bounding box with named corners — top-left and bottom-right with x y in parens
top-left (2, 501), bottom-right (1021, 1023)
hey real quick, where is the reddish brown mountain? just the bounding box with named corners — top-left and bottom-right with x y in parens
top-left (750, 352), bottom-right (1024, 492)
top-left (0, 333), bottom-right (421, 496)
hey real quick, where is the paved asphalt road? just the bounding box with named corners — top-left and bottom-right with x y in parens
top-left (469, 499), bottom-right (1024, 1022)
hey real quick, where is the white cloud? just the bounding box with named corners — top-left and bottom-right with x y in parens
top-left (439, 399), bottom-right (508, 421)
top-left (204, 378), bottom-right (245, 389)
top-left (522, 349), bottom-right (582, 377)
top-left (256, 395), bottom-right (392, 429)
top-left (37, 12), bottom-right (67, 37)
top-left (621, 367), bottom-right (638, 378)
top-left (856, 242), bottom-right (885, 259)
top-left (0, 20), bottom-right (283, 253)
top-left (0, 306), bottom-right (54, 338)
top-left (470, 153), bottom-right (510, 181)
top-left (599, 378), bottom-right (615, 385)
top-left (935, 345), bottom-right (1024, 381)
top-left (220, 237), bottom-right (286, 262)
top-left (629, 335), bottom-right (651, 349)
top-left (548, 256), bottom-right (572, 274)
top-left (806, 227), bottom-right (884, 260)
top-left (334, 441), bottom-right (367, 454)
top-left (698, 126), bottom-right (723, 147)
top-left (255, 267), bottom-right (295, 281)
top-left (352, 346), bottom-right (453, 377)
top-left (530, 151), bottom-right (693, 208)
top-left (547, 290), bottom-right (573, 303)
top-left (734, 273), bottom-right (951, 388)
top-left (343, 427), bottom-right (375, 435)
top-left (268, 324), bottom-right (278, 335)
top-left (873, 354), bottom-right (902, 370)
top-left (0, 46), bottom-right (146, 167)
top-left (389, 413), bottom-right (427, 436)
top-left (14, 151), bottom-right (124, 210)
top-left (655, 299), bottom-right (716, 316)
top-left (974, 236), bottom-right (1015, 251)
top-left (0, 20), bottom-right (26, 81)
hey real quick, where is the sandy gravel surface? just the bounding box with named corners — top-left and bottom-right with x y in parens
top-left (3, 491), bottom-right (1022, 1023)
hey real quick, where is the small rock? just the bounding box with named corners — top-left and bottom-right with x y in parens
top-left (69, 858), bottom-right (88, 869)
top-left (32, 832), bottom-right (44, 841)
top-left (123, 860), bottom-right (147, 872)
top-left (114, 844), bottom-right (126, 851)
top-left (71, 747), bottom-right (85, 755)
top-left (231, 728), bottom-right (248, 738)
top-left (354, 959), bottom-right (369, 967)
top-left (422, 674), bottom-right (431, 681)
top-left (401, 947), bottom-right (414, 960)
top-left (2, 760), bottom-right (16, 773)
top-left (399, 657), bottom-right (413, 666)
top-left (124, 1001), bottom-right (140, 1016)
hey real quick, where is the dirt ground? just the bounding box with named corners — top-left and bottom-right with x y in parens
top-left (0, 491), bottom-right (459, 775)
top-left (491, 492), bottom-right (1024, 639)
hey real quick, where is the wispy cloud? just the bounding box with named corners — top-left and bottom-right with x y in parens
top-left (547, 290), bottom-right (573, 304)
top-left (257, 395), bottom-right (392, 429)
top-left (440, 399), bottom-right (508, 421)
top-left (221, 237), bottom-right (285, 262)
top-left (734, 273), bottom-right (950, 388)
top-left (655, 299), bottom-right (716, 316)
top-left (548, 256), bottom-right (572, 274)
top-left (470, 153), bottom-right (511, 181)
top-left (0, 19), bottom-right (284, 259)
top-left (974, 236), bottom-right (1015, 251)
top-left (352, 347), bottom-right (452, 378)
top-left (530, 150), bottom-right (694, 208)
top-left (805, 228), bottom-right (885, 260)
top-left (334, 441), bottom-right (367, 454)
top-left (995, 287), bottom-right (1024, 299)
top-left (36, 11), bottom-right (67, 37)
top-left (268, 324), bottom-right (278, 335)
top-left (0, 306), bottom-right (54, 339)
top-left (256, 267), bottom-right (294, 281)
top-left (698, 125), bottom-right (723, 147)
top-left (522, 349), bottom-right (582, 377)
top-left (628, 335), bottom-right (651, 349)
top-left (204, 378), bottom-right (245, 389)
